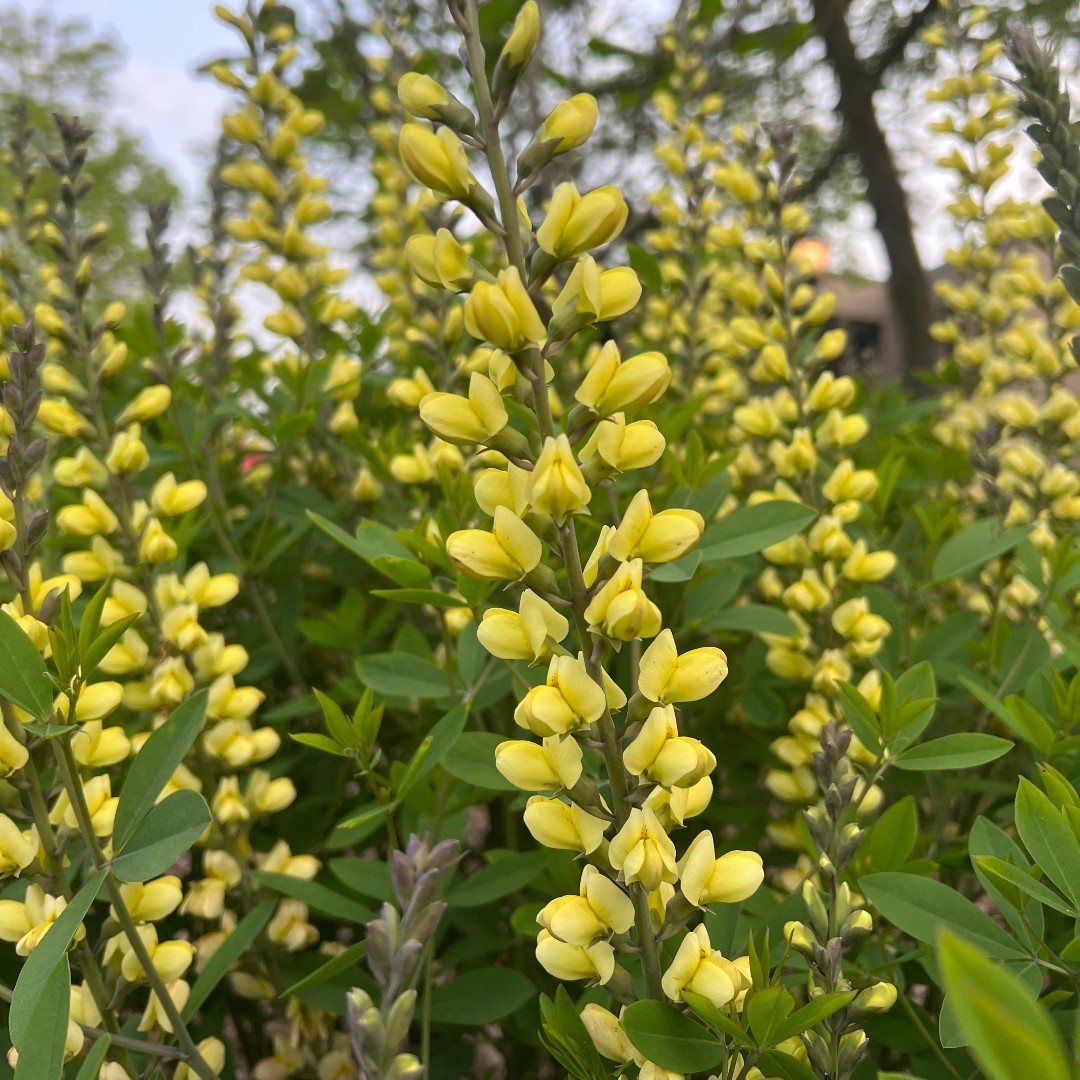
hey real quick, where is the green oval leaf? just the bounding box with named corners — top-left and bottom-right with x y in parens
top-left (355, 653), bottom-right (450, 701)
top-left (932, 519), bottom-right (1032, 581)
top-left (448, 850), bottom-right (548, 907)
top-left (892, 733), bottom-right (1012, 772)
top-left (0, 608), bottom-right (52, 719)
top-left (113, 689), bottom-right (208, 849)
top-left (250, 869), bottom-right (373, 925)
top-left (699, 501), bottom-right (815, 563)
top-left (621, 999), bottom-right (725, 1073)
top-left (113, 789), bottom-right (212, 882)
top-left (427, 967), bottom-right (535, 1024)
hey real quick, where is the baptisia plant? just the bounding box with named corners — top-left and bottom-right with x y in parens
top-left (392, 1), bottom-right (771, 1073)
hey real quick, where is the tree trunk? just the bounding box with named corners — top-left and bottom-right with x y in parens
top-left (810, 0), bottom-right (935, 383)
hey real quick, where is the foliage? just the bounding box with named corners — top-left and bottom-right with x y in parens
top-left (0, 2), bottom-right (1071, 1080)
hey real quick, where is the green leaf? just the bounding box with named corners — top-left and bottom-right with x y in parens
top-left (250, 870), bottom-right (373, 924)
top-left (281, 940), bottom-right (367, 999)
top-left (961, 677), bottom-right (1018, 726)
top-left (681, 991), bottom-right (751, 1044)
top-left (355, 653), bottom-right (450, 701)
top-left (857, 797), bottom-right (917, 873)
top-left (974, 856), bottom-right (1078, 917)
top-left (1002, 696), bottom-right (1055, 753)
top-left (892, 733), bottom-right (1012, 771)
top-left (1014, 778), bottom-right (1080, 907)
top-left (860, 872), bottom-right (1025, 959)
top-left (82, 613), bottom-right (143, 679)
top-left (313, 688), bottom-right (353, 747)
top-left (407, 702), bottom-right (470, 791)
top-left (754, 1049), bottom-right (820, 1080)
top-left (628, 242), bottom-right (662, 292)
top-left (706, 604), bottom-right (797, 636)
top-left (939, 930), bottom-right (1070, 1080)
top-left (370, 588), bottom-right (469, 607)
top-left (10, 872), bottom-right (104, 1046)
top-left (327, 858), bottom-right (391, 900)
top-left (442, 731), bottom-right (516, 790)
top-left (621, 999), bottom-right (725, 1072)
top-left (0, 608), bottom-right (52, 719)
top-left (13, 953), bottom-right (68, 1080)
top-left (448, 851), bottom-right (548, 907)
top-left (836, 680), bottom-right (881, 752)
top-left (290, 732), bottom-right (350, 756)
top-left (699, 501), bottom-right (815, 563)
top-left (183, 898), bottom-right (275, 1019)
top-left (746, 986), bottom-right (794, 1045)
top-left (932, 519), bottom-right (1032, 581)
top-left (427, 967), bottom-right (535, 1024)
top-left (771, 991), bottom-right (856, 1042)
top-left (74, 1036), bottom-right (111, 1080)
top-left (113, 689), bottom-right (208, 848)
top-left (113, 789), bottom-right (212, 882)
top-left (22, 722), bottom-right (77, 741)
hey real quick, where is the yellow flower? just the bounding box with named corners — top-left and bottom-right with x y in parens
top-left (71, 720), bottom-right (131, 767)
top-left (0, 814), bottom-right (37, 875)
top-left (151, 472), bottom-right (208, 516)
top-left (105, 424), bottom-right (149, 474)
top-left (477, 589), bottom-right (569, 661)
top-left (116, 876), bottom-right (183, 923)
top-left (579, 413), bottom-right (666, 472)
top-left (397, 73), bottom-right (451, 119)
top-left (515, 654), bottom-right (609, 737)
top-left (536, 183), bottom-right (628, 260)
top-left (498, 1), bottom-right (540, 76)
top-left (638, 629), bottom-right (728, 703)
top-left (0, 721), bottom-right (28, 777)
top-left (535, 928), bottom-right (614, 984)
top-left (495, 735), bottom-right (582, 792)
top-left (398, 123), bottom-right (475, 200)
top-left (643, 776), bottom-right (713, 830)
top-left (530, 434), bottom-right (591, 518)
top-left (538, 94), bottom-right (599, 153)
top-left (446, 506), bottom-right (543, 581)
top-left (661, 925), bottom-right (741, 1008)
top-left (607, 490), bottom-right (703, 564)
top-left (37, 397), bottom-right (92, 437)
top-left (56, 490), bottom-right (119, 536)
top-left (523, 796), bottom-right (607, 854)
top-left (608, 807), bottom-right (677, 891)
top-left (464, 268), bottom-right (546, 351)
top-left (53, 447), bottom-right (108, 488)
top-left (537, 865), bottom-right (635, 945)
top-left (622, 704), bottom-right (716, 788)
top-left (118, 384), bottom-right (172, 425)
top-left (584, 558), bottom-right (661, 641)
top-left (139, 518), bottom-right (178, 563)
top-left (406, 229), bottom-right (471, 290)
top-left (678, 831), bottom-right (764, 907)
top-left (841, 540), bottom-right (897, 583)
top-left (576, 342), bottom-right (671, 416)
top-left (419, 372), bottom-right (508, 445)
top-left (551, 258), bottom-right (641, 328)
top-left (580, 1004), bottom-right (638, 1065)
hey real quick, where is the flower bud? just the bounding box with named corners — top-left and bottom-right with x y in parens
top-left (529, 434), bottom-right (591, 519)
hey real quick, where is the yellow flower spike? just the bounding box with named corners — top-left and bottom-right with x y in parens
top-left (445, 505), bottom-right (543, 581)
top-left (522, 796), bottom-right (608, 854)
top-left (117, 384), bottom-right (172, 425)
top-left (536, 183), bottom-right (629, 260)
top-left (0, 814), bottom-right (37, 874)
top-left (576, 342), bottom-right (672, 416)
top-left (677, 831), bottom-right (764, 907)
top-left (419, 372), bottom-right (508, 446)
top-left (515, 654), bottom-right (608, 737)
top-left (405, 229), bottom-right (472, 291)
top-left (398, 123), bottom-right (476, 201)
top-left (661, 924), bottom-right (739, 1008)
top-left (537, 865), bottom-right (635, 945)
top-left (151, 472), bottom-right (208, 516)
top-left (464, 267), bottom-right (546, 351)
top-left (529, 434), bottom-right (592, 519)
top-left (477, 588), bottom-right (569, 661)
top-left (841, 540), bottom-right (897, 583)
top-left (579, 413), bottom-right (667, 473)
top-left (494, 735), bottom-right (583, 792)
top-left (638, 629), bottom-right (729, 704)
top-left (535, 928), bottom-right (615, 985)
top-left (584, 558), bottom-right (662, 641)
top-left (608, 806), bottom-right (678, 891)
top-left (116, 876), bottom-right (183, 922)
top-left (608, 490), bottom-right (704, 564)
top-left (473, 462), bottom-right (532, 517)
top-left (37, 397), bottom-right (92, 437)
top-left (622, 704), bottom-right (716, 789)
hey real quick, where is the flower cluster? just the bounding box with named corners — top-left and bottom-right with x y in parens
top-left (394, 1), bottom-right (766, 1066)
